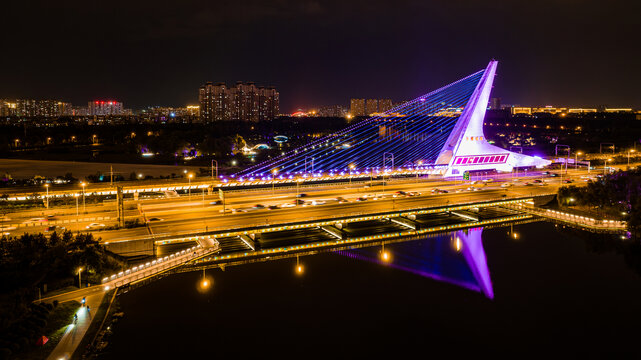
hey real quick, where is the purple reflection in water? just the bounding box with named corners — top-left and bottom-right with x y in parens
top-left (337, 228), bottom-right (494, 299)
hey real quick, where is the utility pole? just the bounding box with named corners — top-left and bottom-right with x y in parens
top-left (110, 165), bottom-right (113, 186)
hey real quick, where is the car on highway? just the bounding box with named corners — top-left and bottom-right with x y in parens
top-left (406, 191), bottom-right (420, 196)
top-left (523, 182), bottom-right (533, 186)
top-left (86, 223), bottom-right (106, 229)
top-left (231, 208), bottom-right (247, 213)
top-left (252, 204), bottom-right (266, 209)
top-left (147, 217), bottom-right (164, 222)
top-left (293, 199), bottom-right (306, 205)
top-left (280, 203), bottom-right (296, 208)
top-left (500, 182), bottom-right (512, 188)
top-left (533, 179), bottom-right (542, 183)
top-left (267, 205), bottom-right (279, 210)
top-left (562, 179), bottom-right (573, 183)
top-left (23, 217), bottom-right (45, 224)
top-left (355, 196), bottom-right (368, 201)
top-left (45, 225), bottom-right (65, 232)
top-left (310, 199), bottom-right (327, 206)
top-left (549, 173), bottom-right (558, 177)
top-left (296, 193), bottom-right (308, 198)
top-left (209, 200), bottom-right (222, 205)
top-left (393, 191), bottom-right (407, 197)
top-left (336, 197), bottom-right (348, 203)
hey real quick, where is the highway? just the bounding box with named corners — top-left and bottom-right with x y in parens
top-left (2, 168), bottom-right (596, 243)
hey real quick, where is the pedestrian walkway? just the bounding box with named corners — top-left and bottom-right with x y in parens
top-left (46, 290), bottom-right (106, 360)
top-left (505, 202), bottom-right (626, 231)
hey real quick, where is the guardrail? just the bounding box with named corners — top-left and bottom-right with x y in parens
top-left (101, 242), bottom-right (219, 288)
top-left (506, 203), bottom-right (627, 231)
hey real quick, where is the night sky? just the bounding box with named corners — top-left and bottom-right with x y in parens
top-left (2, 0), bottom-right (640, 111)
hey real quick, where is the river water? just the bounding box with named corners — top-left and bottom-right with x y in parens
top-left (100, 222), bottom-right (641, 358)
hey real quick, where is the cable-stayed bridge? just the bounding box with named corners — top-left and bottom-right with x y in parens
top-left (235, 60), bottom-right (550, 181)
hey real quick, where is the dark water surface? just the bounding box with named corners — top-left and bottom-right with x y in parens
top-left (101, 222), bottom-right (641, 358)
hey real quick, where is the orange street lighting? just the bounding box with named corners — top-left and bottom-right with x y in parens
top-left (80, 182), bottom-right (86, 213)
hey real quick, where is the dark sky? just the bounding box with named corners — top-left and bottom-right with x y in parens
top-left (2, 0), bottom-right (640, 112)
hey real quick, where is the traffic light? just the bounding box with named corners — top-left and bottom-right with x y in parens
top-left (463, 171), bottom-right (469, 180)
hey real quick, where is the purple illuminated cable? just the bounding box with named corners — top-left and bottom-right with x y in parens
top-left (236, 68), bottom-right (486, 177)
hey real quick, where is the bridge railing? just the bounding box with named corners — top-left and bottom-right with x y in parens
top-left (102, 241), bottom-right (220, 288)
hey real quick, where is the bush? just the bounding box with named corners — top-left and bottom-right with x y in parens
top-left (0, 348), bottom-right (12, 360)
top-left (44, 303), bottom-right (53, 311)
top-left (17, 337), bottom-right (29, 350)
top-left (53, 300), bottom-right (59, 308)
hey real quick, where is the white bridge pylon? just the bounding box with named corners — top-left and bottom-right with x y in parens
top-left (436, 60), bottom-right (551, 177)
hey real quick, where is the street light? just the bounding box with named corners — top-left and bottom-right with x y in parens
top-left (628, 149), bottom-right (635, 168)
top-left (77, 267), bottom-right (83, 288)
top-left (604, 158), bottom-right (612, 176)
top-left (416, 160), bottom-right (423, 183)
top-left (349, 164), bottom-right (355, 185)
top-left (575, 151), bottom-right (582, 170)
top-left (80, 182), bottom-right (86, 213)
top-left (44, 183), bottom-right (49, 209)
top-left (271, 168), bottom-right (278, 196)
top-left (188, 173), bottom-right (193, 200)
top-left (211, 159), bottom-right (218, 179)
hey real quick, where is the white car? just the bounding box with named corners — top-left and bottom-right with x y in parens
top-left (23, 217), bottom-right (44, 224)
top-left (500, 183), bottom-right (512, 188)
top-left (310, 200), bottom-right (326, 206)
top-left (280, 203), bottom-right (296, 208)
top-left (86, 223), bottom-right (105, 229)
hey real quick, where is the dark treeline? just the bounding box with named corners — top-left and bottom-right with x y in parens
top-left (557, 169), bottom-right (641, 235)
top-left (0, 232), bottom-right (125, 335)
top-left (0, 117), bottom-right (351, 169)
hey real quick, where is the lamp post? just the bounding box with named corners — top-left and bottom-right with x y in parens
top-left (75, 194), bottom-right (79, 234)
top-left (77, 267), bottom-right (83, 288)
top-left (188, 173), bottom-right (193, 200)
top-left (44, 183), bottom-right (49, 209)
top-left (271, 168), bottom-right (278, 196)
top-left (604, 158), bottom-right (612, 176)
top-left (211, 159), bottom-right (218, 180)
top-left (349, 164), bottom-right (355, 185)
top-left (416, 160), bottom-right (423, 183)
top-left (574, 151), bottom-right (582, 170)
top-left (628, 149), bottom-right (635, 168)
top-left (80, 182), bottom-right (86, 213)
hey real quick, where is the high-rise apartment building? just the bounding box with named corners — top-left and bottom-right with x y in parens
top-left (351, 98), bottom-right (393, 116)
top-left (378, 99), bottom-right (393, 113)
top-left (88, 101), bottom-right (124, 115)
top-left (317, 105), bottom-right (347, 117)
top-left (365, 99), bottom-right (378, 115)
top-left (350, 99), bottom-right (366, 116)
top-left (199, 82), bottom-right (279, 122)
top-left (0, 99), bottom-right (71, 117)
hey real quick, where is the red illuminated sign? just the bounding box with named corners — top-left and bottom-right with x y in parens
top-left (453, 154), bottom-right (509, 166)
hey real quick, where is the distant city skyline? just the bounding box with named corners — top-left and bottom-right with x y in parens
top-left (1, 1), bottom-right (640, 111)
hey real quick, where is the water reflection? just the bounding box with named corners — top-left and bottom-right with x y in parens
top-left (337, 227), bottom-right (494, 299)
